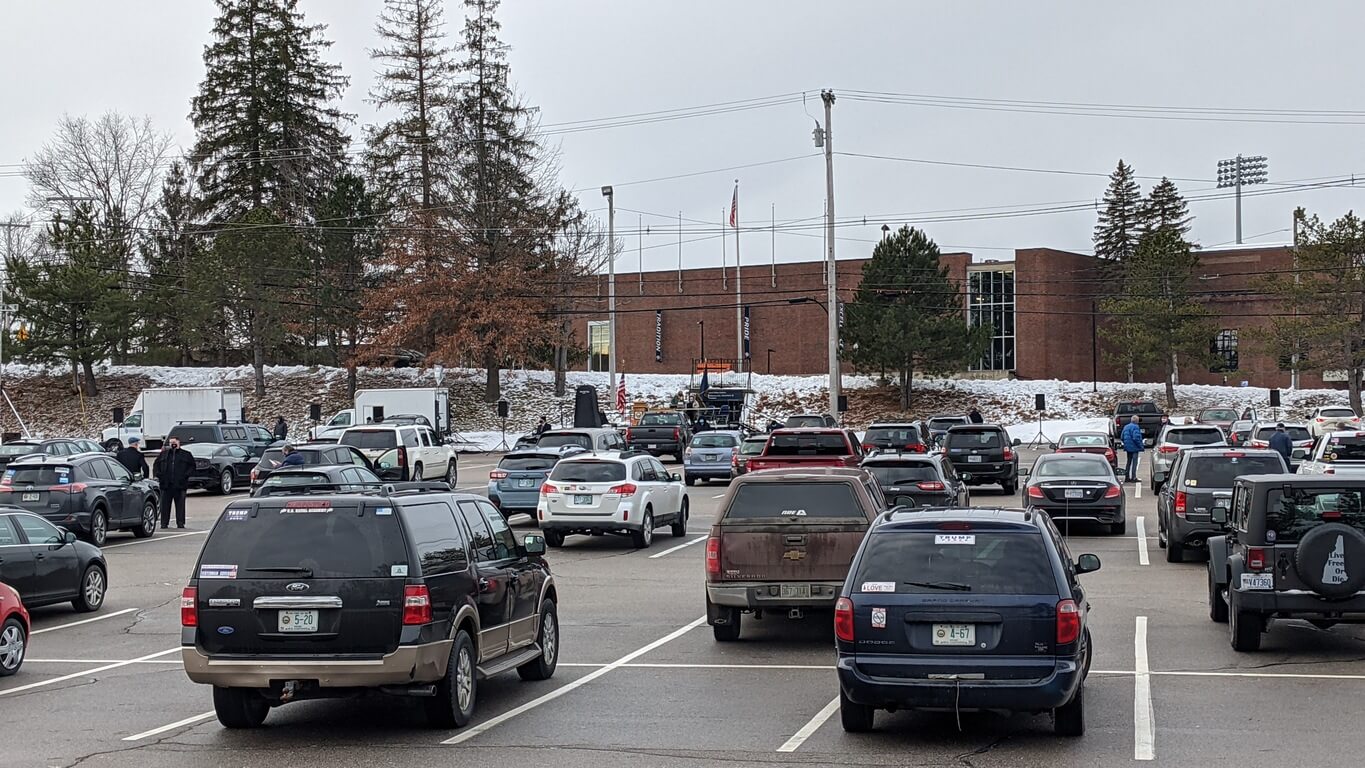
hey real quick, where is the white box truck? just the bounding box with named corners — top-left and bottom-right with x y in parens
top-left (311, 388), bottom-right (450, 440)
top-left (102, 387), bottom-right (245, 450)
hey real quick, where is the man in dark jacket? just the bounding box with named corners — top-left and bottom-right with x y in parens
top-left (273, 416), bottom-right (288, 441)
top-left (115, 437), bottom-right (150, 478)
top-left (968, 407), bottom-right (984, 424)
top-left (279, 444), bottom-right (306, 467)
top-left (153, 438), bottom-right (196, 529)
top-left (1269, 423), bottom-right (1294, 466)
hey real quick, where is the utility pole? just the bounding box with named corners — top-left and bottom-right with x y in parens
top-left (734, 179), bottom-right (742, 373)
top-left (602, 186), bottom-right (616, 400)
top-left (820, 89), bottom-right (839, 418)
top-left (1216, 155), bottom-right (1268, 244)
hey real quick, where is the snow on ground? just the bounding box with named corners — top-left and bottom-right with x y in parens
top-left (1004, 418), bottom-right (1113, 445)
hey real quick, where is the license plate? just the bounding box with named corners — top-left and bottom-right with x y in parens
top-left (1240, 573), bottom-right (1274, 591)
top-left (573, 494), bottom-right (593, 505)
top-left (647, 444), bottom-right (658, 449)
top-left (1065, 488), bottom-right (1084, 499)
top-left (278, 610), bottom-right (318, 633)
top-left (21, 492), bottom-right (38, 502)
top-left (967, 455), bottom-right (983, 463)
top-left (516, 478), bottom-right (534, 488)
top-left (705, 454), bottom-right (718, 462)
top-left (932, 623), bottom-right (975, 646)
top-left (778, 583), bottom-right (811, 599)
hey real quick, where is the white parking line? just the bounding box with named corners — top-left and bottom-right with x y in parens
top-left (0, 647), bottom-right (180, 698)
top-left (441, 616), bottom-right (706, 745)
top-left (102, 530), bottom-right (208, 550)
top-left (1135, 482), bottom-right (1142, 500)
top-left (647, 536), bottom-right (707, 559)
top-left (123, 711), bottom-right (215, 741)
top-left (559, 662), bottom-right (832, 670)
top-left (31, 607), bottom-right (138, 635)
top-left (777, 696), bottom-right (840, 752)
top-left (1134, 615), bottom-right (1155, 761)
top-left (711, 493), bottom-right (725, 499)
top-left (1136, 517), bottom-right (1150, 566)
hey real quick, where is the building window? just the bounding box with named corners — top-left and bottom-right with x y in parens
top-left (1211, 329), bottom-right (1238, 372)
top-left (968, 268), bottom-right (1015, 371)
top-left (588, 321), bottom-right (610, 372)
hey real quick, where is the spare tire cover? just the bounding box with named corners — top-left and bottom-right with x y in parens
top-left (1294, 523), bottom-right (1365, 599)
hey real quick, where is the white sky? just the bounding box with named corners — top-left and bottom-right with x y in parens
top-left (3, 0), bottom-right (1363, 271)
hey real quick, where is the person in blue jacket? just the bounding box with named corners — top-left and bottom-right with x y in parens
top-left (1120, 415), bottom-right (1145, 482)
top-left (1269, 423), bottom-right (1294, 467)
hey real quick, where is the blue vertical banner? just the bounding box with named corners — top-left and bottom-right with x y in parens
top-left (743, 305), bottom-right (751, 360)
top-left (654, 310), bottom-right (663, 363)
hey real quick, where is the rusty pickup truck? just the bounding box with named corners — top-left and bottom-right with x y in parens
top-left (743, 428), bottom-right (863, 473)
top-left (704, 467), bottom-right (885, 641)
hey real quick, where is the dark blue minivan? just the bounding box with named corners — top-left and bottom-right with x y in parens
top-left (834, 507), bottom-right (1100, 736)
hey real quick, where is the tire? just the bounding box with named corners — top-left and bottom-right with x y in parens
top-left (0, 617), bottom-right (26, 677)
top-left (839, 688), bottom-right (875, 733)
top-left (1002, 479), bottom-right (1016, 494)
top-left (1230, 605), bottom-right (1263, 651)
top-left (712, 608), bottom-right (741, 642)
top-left (87, 507), bottom-right (108, 547)
top-left (218, 470), bottom-right (233, 495)
top-left (1109, 518), bottom-right (1127, 536)
top-left (685, 475), bottom-right (696, 487)
top-left (1053, 682), bottom-right (1085, 736)
top-left (412, 463), bottom-right (424, 482)
top-left (631, 509), bottom-right (654, 549)
top-left (213, 686), bottom-right (269, 729)
top-left (445, 461), bottom-right (457, 487)
top-left (73, 564), bottom-right (106, 613)
top-left (132, 498), bottom-right (157, 539)
top-left (544, 529), bottom-right (565, 548)
top-left (517, 600), bottom-right (559, 681)
top-left (1165, 538), bottom-right (1184, 563)
top-left (426, 630), bottom-right (477, 728)
top-left (1208, 565), bottom-right (1228, 623)
top-left (670, 498), bottom-right (689, 537)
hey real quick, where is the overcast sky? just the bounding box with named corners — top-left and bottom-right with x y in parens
top-left (3, 0), bottom-right (1363, 272)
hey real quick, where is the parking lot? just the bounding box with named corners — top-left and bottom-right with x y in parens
top-left (5, 447), bottom-right (1365, 767)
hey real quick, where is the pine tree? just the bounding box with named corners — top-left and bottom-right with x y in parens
top-left (843, 227), bottom-right (990, 409)
top-left (140, 162), bottom-right (224, 365)
top-left (313, 171), bottom-right (383, 396)
top-left (1141, 177), bottom-right (1193, 239)
top-left (1093, 160), bottom-right (1143, 263)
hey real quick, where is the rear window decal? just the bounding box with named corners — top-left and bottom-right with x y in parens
top-left (1186, 479), bottom-right (1199, 487)
top-left (860, 581), bottom-right (895, 593)
top-left (871, 607), bottom-right (886, 628)
top-left (225, 509), bottom-right (248, 521)
top-left (390, 564), bottom-right (408, 576)
top-left (375, 507), bottom-right (393, 516)
top-left (282, 500), bottom-right (332, 514)
top-left (780, 509), bottom-right (808, 517)
top-left (199, 564), bottom-right (238, 579)
top-left (935, 534), bottom-right (976, 545)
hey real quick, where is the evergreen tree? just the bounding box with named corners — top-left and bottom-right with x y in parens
top-left (1093, 160), bottom-right (1143, 263)
top-left (1141, 177), bottom-right (1193, 239)
top-left (140, 162), bottom-right (224, 365)
top-left (842, 227), bottom-right (990, 410)
top-left (214, 207), bottom-right (308, 387)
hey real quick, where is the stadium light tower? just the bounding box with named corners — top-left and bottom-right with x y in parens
top-left (1216, 155), bottom-right (1268, 245)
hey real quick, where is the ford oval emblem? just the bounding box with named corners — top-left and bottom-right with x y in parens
top-left (285, 582), bottom-right (309, 592)
top-left (216, 626), bottom-right (235, 635)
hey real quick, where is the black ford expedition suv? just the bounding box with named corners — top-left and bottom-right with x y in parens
top-left (181, 484), bottom-right (559, 729)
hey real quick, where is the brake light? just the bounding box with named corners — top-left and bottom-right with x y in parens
top-left (489, 470), bottom-right (508, 480)
top-left (1323, 509), bottom-right (1343, 520)
top-left (1174, 491), bottom-right (1187, 517)
top-left (1316, 418), bottom-right (1326, 423)
top-left (732, 453), bottom-right (739, 467)
top-left (705, 537), bottom-right (721, 576)
top-left (1223, 451), bottom-right (1245, 458)
top-left (673, 427), bottom-right (681, 441)
top-left (540, 482), bottom-right (557, 495)
top-left (1246, 547), bottom-right (1268, 571)
top-left (397, 446), bottom-right (408, 468)
top-left (249, 468), bottom-right (258, 482)
top-left (180, 586), bottom-right (197, 627)
top-left (1104, 448), bottom-right (1115, 461)
top-left (1158, 445), bottom-right (1179, 454)
top-left (906, 443), bottom-right (926, 453)
top-left (834, 597), bottom-right (855, 642)
top-left (916, 481), bottom-right (946, 491)
top-left (625, 427), bottom-right (633, 440)
top-left (684, 448), bottom-right (694, 458)
top-left (938, 521), bottom-right (973, 530)
top-left (862, 443), bottom-right (876, 452)
top-left (1003, 448), bottom-right (1014, 461)
top-left (1027, 486), bottom-right (1045, 498)
top-left (1056, 599), bottom-right (1080, 645)
top-left (1104, 484), bottom-right (1122, 499)
top-left (608, 482), bottom-right (637, 497)
top-left (48, 483), bottom-right (89, 493)
top-left (403, 584), bottom-right (432, 625)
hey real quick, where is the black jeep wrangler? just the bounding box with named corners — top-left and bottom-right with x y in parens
top-left (1208, 475), bottom-right (1365, 651)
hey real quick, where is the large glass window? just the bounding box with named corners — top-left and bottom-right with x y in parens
top-left (588, 320), bottom-right (610, 372)
top-left (1211, 329), bottom-right (1239, 372)
top-left (967, 268), bottom-right (1015, 371)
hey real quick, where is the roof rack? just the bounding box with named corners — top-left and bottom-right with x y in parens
top-left (254, 480), bottom-right (458, 498)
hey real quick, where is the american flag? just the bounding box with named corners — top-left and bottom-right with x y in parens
top-left (728, 183), bottom-right (738, 228)
top-left (616, 374), bottom-right (626, 412)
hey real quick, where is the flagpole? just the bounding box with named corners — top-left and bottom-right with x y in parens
top-left (770, 202), bottom-right (776, 288)
top-left (721, 208), bottom-right (727, 289)
top-left (677, 211), bottom-right (683, 294)
top-left (734, 180), bottom-right (743, 373)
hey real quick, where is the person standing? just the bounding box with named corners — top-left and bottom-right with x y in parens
top-left (968, 407), bottom-right (984, 424)
top-left (115, 437), bottom-right (150, 478)
top-left (1121, 415), bottom-right (1145, 483)
top-left (153, 438), bottom-right (195, 529)
top-left (1269, 423), bottom-right (1294, 466)
top-left (273, 416), bottom-right (288, 441)
top-left (535, 416), bottom-right (551, 435)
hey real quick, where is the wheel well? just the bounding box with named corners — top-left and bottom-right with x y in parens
top-left (458, 616), bottom-right (477, 653)
top-left (543, 584), bottom-right (558, 606)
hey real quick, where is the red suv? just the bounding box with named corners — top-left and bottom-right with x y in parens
top-left (0, 581), bottom-right (29, 676)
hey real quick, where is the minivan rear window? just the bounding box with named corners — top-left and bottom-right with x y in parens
top-left (340, 430), bottom-right (398, 450)
top-left (691, 434), bottom-right (738, 449)
top-left (854, 531), bottom-right (1057, 595)
top-left (198, 503), bottom-right (407, 578)
top-left (1185, 455), bottom-right (1285, 487)
top-left (766, 433), bottom-right (849, 455)
top-left (1324, 435), bottom-right (1365, 462)
top-left (1165, 428), bottom-right (1224, 446)
top-left (499, 455), bottom-right (558, 471)
top-left (550, 461), bottom-right (626, 483)
top-left (947, 430), bottom-right (1002, 449)
top-left (724, 482), bottom-right (863, 519)
top-left (1322, 408), bottom-right (1357, 418)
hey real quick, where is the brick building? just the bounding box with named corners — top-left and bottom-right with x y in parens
top-left (574, 243), bottom-right (1316, 388)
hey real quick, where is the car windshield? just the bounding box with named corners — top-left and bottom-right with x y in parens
top-left (1201, 409), bottom-right (1239, 421)
top-left (639, 413), bottom-right (682, 426)
top-left (785, 416), bottom-right (827, 428)
top-left (739, 439), bottom-right (767, 456)
top-left (864, 463), bottom-right (939, 485)
top-left (691, 434), bottom-right (738, 449)
top-left (169, 426), bottom-right (217, 443)
top-left (1322, 408), bottom-right (1357, 418)
top-left (1322, 435), bottom-right (1365, 462)
top-left (1117, 402), bottom-right (1161, 415)
top-left (947, 430), bottom-right (1002, 449)
top-left (550, 461), bottom-right (626, 483)
top-left (1184, 455), bottom-right (1285, 487)
top-left (4, 466), bottom-right (73, 486)
top-left (723, 482), bottom-right (863, 519)
top-left (853, 531), bottom-right (1057, 595)
top-left (1265, 489), bottom-right (1365, 543)
top-left (340, 430), bottom-right (398, 450)
top-left (0, 445), bottom-right (37, 458)
top-left (499, 454), bottom-right (558, 471)
top-left (765, 433), bottom-right (849, 455)
top-left (1034, 457), bottom-right (1110, 478)
top-left (1255, 426), bottom-right (1312, 442)
top-left (199, 502), bottom-right (407, 578)
top-left (184, 443), bottom-right (222, 458)
top-left (1059, 434), bottom-right (1107, 447)
top-left (538, 433), bottom-right (592, 450)
top-left (864, 427), bottom-right (922, 446)
top-left (1165, 428), bottom-right (1225, 446)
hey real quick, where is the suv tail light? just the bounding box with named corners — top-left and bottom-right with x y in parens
top-left (1002, 448), bottom-right (1014, 461)
top-left (1027, 486), bottom-right (1045, 499)
top-left (673, 427), bottom-right (681, 441)
top-left (489, 470), bottom-right (508, 480)
top-left (625, 427), bottom-right (633, 441)
top-left (249, 468), bottom-right (259, 483)
top-left (705, 536), bottom-right (721, 576)
top-left (1158, 445), bottom-right (1179, 454)
top-left (862, 443), bottom-right (876, 453)
top-left (540, 482), bottom-right (557, 496)
top-left (180, 586), bottom-right (198, 627)
top-left (1104, 447), bottom-right (1115, 461)
top-left (608, 482), bottom-right (637, 497)
top-left (1104, 484), bottom-right (1122, 499)
top-left (908, 443), bottom-right (926, 453)
top-left (1056, 599), bottom-right (1080, 644)
top-left (48, 482), bottom-right (89, 494)
top-left (1246, 547), bottom-right (1268, 571)
top-left (916, 481), bottom-right (946, 491)
top-left (834, 597), bottom-right (855, 642)
top-left (731, 453), bottom-right (739, 467)
top-left (403, 584), bottom-right (432, 625)
top-left (1316, 417), bottom-right (1326, 423)
top-left (397, 446), bottom-right (408, 468)
top-left (1174, 491), bottom-right (1187, 517)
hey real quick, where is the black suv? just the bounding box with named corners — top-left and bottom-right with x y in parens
top-left (167, 422), bottom-right (274, 457)
top-left (1209, 475), bottom-right (1365, 651)
top-left (181, 484), bottom-right (559, 729)
top-left (1156, 448), bottom-right (1287, 563)
top-left (859, 453), bottom-right (968, 508)
top-left (942, 424), bottom-right (1021, 493)
top-left (0, 454), bottom-right (160, 545)
top-left (835, 507), bottom-right (1100, 735)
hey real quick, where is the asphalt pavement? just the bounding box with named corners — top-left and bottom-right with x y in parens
top-left (5, 447), bottom-right (1365, 767)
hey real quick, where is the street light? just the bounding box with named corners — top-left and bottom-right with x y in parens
top-left (1216, 155), bottom-right (1268, 244)
top-left (787, 296), bottom-right (828, 313)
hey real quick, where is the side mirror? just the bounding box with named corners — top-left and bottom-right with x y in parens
top-left (1075, 553), bottom-right (1101, 574)
top-left (62, 530), bottom-right (77, 545)
top-left (1018, 467), bottom-right (1031, 478)
top-left (669, 472), bottom-right (681, 483)
top-left (1012, 438), bottom-right (1022, 447)
top-left (1211, 505), bottom-right (1229, 525)
top-left (1047, 443), bottom-right (1057, 450)
top-left (120, 475), bottom-right (132, 485)
top-left (523, 534), bottom-right (547, 556)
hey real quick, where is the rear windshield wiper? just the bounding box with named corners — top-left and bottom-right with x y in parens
top-left (244, 566), bottom-right (313, 576)
top-left (902, 580), bottom-right (972, 591)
